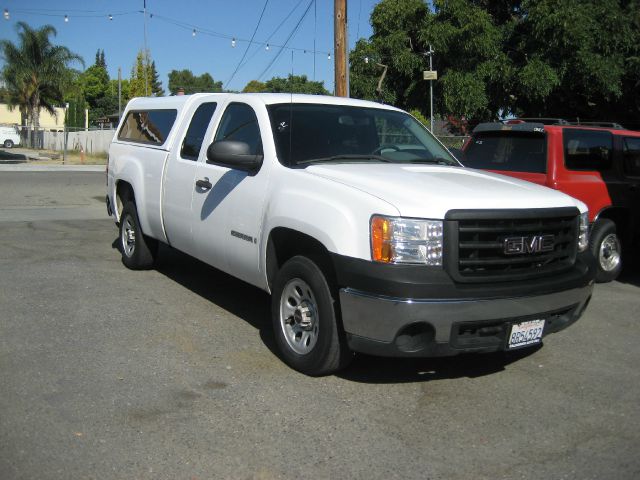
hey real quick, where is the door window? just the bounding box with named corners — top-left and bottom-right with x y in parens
top-left (180, 102), bottom-right (217, 160)
top-left (214, 103), bottom-right (262, 155)
top-left (622, 137), bottom-right (640, 177)
top-left (563, 129), bottom-right (613, 171)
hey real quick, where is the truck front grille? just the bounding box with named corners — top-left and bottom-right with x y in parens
top-left (444, 208), bottom-right (579, 282)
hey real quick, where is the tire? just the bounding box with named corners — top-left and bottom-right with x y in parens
top-left (271, 255), bottom-right (352, 376)
top-left (590, 218), bottom-right (622, 283)
top-left (119, 201), bottom-right (157, 270)
top-left (4, 139), bottom-right (14, 148)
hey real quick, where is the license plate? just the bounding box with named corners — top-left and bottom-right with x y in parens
top-left (507, 319), bottom-right (545, 349)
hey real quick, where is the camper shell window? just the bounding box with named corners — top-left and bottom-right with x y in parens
top-left (118, 109), bottom-right (177, 146)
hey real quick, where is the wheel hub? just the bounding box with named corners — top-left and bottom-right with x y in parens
top-left (599, 233), bottom-right (621, 272)
top-left (279, 278), bottom-right (320, 355)
top-left (121, 215), bottom-right (136, 257)
top-left (294, 302), bottom-right (313, 330)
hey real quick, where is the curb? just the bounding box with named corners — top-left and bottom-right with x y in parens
top-left (0, 164), bottom-right (106, 172)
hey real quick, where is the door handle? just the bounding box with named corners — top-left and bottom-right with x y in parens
top-left (195, 177), bottom-right (212, 190)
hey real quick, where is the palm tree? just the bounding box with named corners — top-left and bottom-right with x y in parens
top-left (0, 22), bottom-right (83, 145)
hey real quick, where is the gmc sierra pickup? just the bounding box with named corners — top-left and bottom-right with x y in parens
top-left (107, 93), bottom-right (596, 375)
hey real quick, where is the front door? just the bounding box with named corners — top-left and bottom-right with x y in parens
top-left (190, 101), bottom-right (271, 288)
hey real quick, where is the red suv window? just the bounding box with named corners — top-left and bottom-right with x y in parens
top-left (563, 130), bottom-right (613, 171)
top-left (463, 132), bottom-right (546, 173)
top-left (623, 137), bottom-right (640, 177)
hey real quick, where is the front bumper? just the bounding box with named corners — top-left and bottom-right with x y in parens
top-left (339, 284), bottom-right (593, 357)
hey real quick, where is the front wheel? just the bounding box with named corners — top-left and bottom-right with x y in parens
top-left (590, 218), bottom-right (622, 283)
top-left (4, 139), bottom-right (14, 148)
top-left (271, 256), bottom-right (352, 376)
top-left (119, 201), bottom-right (157, 270)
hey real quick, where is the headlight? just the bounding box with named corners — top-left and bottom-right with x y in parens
top-left (578, 211), bottom-right (589, 252)
top-left (370, 215), bottom-right (443, 265)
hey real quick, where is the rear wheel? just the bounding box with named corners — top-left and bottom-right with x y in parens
top-left (271, 255), bottom-right (352, 376)
top-left (590, 219), bottom-right (622, 283)
top-left (4, 139), bottom-right (14, 148)
top-left (119, 201), bottom-right (157, 270)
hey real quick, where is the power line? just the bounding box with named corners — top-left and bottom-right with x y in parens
top-left (257, 0), bottom-right (314, 82)
top-left (9, 9), bottom-right (139, 19)
top-left (237, 0), bottom-right (306, 74)
top-left (224, 0), bottom-right (270, 89)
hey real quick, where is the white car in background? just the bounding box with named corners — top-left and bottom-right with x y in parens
top-left (0, 125), bottom-right (21, 148)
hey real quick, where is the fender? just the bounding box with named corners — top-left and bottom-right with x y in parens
top-left (112, 147), bottom-right (169, 243)
top-left (259, 173), bottom-right (399, 290)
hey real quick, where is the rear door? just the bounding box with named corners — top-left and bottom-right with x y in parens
top-left (621, 136), bottom-right (640, 237)
top-left (557, 129), bottom-right (615, 221)
top-left (163, 100), bottom-right (218, 255)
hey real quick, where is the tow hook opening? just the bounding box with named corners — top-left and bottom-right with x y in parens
top-left (394, 323), bottom-right (435, 353)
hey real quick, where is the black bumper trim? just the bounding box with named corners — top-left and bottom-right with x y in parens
top-left (331, 251), bottom-right (596, 300)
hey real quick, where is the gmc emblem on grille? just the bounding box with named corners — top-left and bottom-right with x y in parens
top-left (503, 235), bottom-right (555, 255)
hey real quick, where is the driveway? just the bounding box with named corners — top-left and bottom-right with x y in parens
top-left (1, 169), bottom-right (639, 479)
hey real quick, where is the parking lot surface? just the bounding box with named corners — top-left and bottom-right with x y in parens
top-left (1, 169), bottom-right (639, 479)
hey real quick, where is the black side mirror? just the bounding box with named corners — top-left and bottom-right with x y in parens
top-left (206, 140), bottom-right (263, 174)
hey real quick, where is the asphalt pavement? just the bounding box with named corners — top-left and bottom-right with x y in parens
top-left (1, 169), bottom-right (639, 479)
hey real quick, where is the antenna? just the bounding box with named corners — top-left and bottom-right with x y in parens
top-left (289, 50), bottom-right (294, 166)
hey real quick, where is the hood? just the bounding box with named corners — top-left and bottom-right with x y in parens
top-left (305, 163), bottom-right (586, 218)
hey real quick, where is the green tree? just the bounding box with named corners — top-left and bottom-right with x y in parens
top-left (129, 50), bottom-right (150, 98)
top-left (350, 0), bottom-right (640, 127)
top-left (82, 64), bottom-right (109, 107)
top-left (350, 0), bottom-right (429, 109)
top-left (167, 69), bottom-right (223, 94)
top-left (0, 21), bottom-right (83, 135)
top-left (263, 75), bottom-right (329, 94)
top-left (242, 80), bottom-right (267, 93)
top-left (510, 0), bottom-right (638, 123)
top-left (150, 61), bottom-right (165, 97)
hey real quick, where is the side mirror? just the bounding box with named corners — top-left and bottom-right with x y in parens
top-left (206, 140), bottom-right (263, 174)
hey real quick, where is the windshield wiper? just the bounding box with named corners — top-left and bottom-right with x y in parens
top-left (297, 154), bottom-right (392, 165)
top-left (409, 157), bottom-right (456, 166)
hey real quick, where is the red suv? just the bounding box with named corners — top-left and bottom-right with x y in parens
top-left (461, 121), bottom-right (640, 282)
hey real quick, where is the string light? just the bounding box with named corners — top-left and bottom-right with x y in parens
top-left (265, 43), bottom-right (270, 51)
top-left (192, 28), bottom-right (196, 37)
top-left (327, 53), bottom-right (331, 60)
top-left (108, 14), bottom-right (113, 21)
top-left (64, 14), bottom-right (69, 22)
top-left (231, 38), bottom-right (236, 47)
top-left (364, 56), bottom-right (369, 64)
top-left (3, 8), bottom-right (9, 20)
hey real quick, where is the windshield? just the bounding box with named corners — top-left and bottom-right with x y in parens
top-left (267, 103), bottom-right (458, 167)
top-left (463, 132), bottom-right (547, 174)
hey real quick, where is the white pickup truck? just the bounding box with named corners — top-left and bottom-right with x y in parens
top-left (107, 93), bottom-right (596, 375)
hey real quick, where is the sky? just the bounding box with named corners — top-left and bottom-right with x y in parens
top-left (0, 0), bottom-right (378, 94)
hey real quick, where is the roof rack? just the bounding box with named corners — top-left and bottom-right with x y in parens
top-left (567, 121), bottom-right (626, 129)
top-left (513, 117), bottom-right (570, 125)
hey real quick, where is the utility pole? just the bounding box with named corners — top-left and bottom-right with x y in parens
top-left (118, 67), bottom-right (122, 120)
top-left (423, 45), bottom-right (436, 132)
top-left (143, 0), bottom-right (149, 96)
top-left (334, 0), bottom-right (348, 97)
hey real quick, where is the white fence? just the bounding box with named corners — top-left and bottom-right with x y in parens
top-left (41, 129), bottom-right (115, 154)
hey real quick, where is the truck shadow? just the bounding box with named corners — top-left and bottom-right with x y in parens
top-left (617, 255), bottom-right (640, 287)
top-left (338, 347), bottom-right (541, 384)
top-left (127, 242), bottom-right (542, 384)
top-left (151, 243), bottom-right (274, 341)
